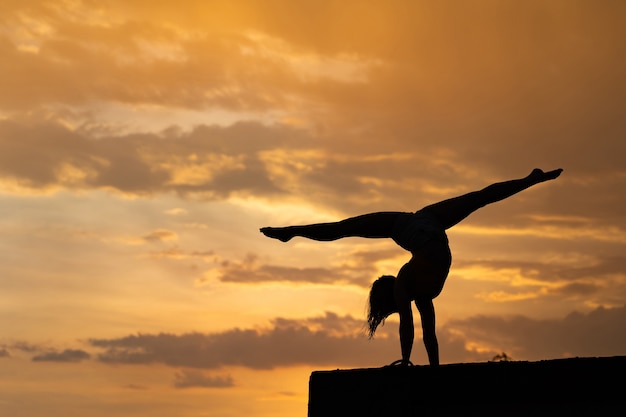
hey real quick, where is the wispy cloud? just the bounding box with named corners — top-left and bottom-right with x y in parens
top-left (173, 370), bottom-right (234, 389)
top-left (32, 349), bottom-right (91, 363)
top-left (216, 253), bottom-right (377, 287)
top-left (142, 229), bottom-right (178, 243)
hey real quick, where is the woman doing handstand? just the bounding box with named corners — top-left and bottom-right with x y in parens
top-left (260, 168), bottom-right (563, 366)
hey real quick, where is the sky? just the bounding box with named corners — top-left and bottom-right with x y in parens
top-left (1, 0), bottom-right (625, 416)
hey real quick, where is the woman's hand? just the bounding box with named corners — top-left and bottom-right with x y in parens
top-left (386, 359), bottom-right (414, 367)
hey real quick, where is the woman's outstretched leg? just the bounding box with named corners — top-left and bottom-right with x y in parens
top-left (260, 212), bottom-right (401, 242)
top-left (423, 168), bottom-right (563, 229)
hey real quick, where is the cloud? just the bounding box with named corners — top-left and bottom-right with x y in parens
top-left (87, 305), bottom-right (626, 369)
top-left (1, 1), bottom-right (624, 183)
top-left (218, 255), bottom-right (367, 287)
top-left (142, 229), bottom-right (178, 243)
top-left (445, 304), bottom-right (626, 360)
top-left (220, 262), bottom-right (351, 285)
top-left (0, 348), bottom-right (9, 358)
top-left (216, 249), bottom-right (402, 287)
top-left (8, 341), bottom-right (41, 353)
top-left (454, 255), bottom-right (626, 304)
top-left (457, 256), bottom-right (626, 285)
top-left (0, 119), bottom-right (302, 197)
top-left (0, 2), bottom-right (386, 114)
top-left (173, 370), bottom-right (234, 389)
top-left (148, 247), bottom-right (215, 261)
top-left (32, 349), bottom-right (91, 363)
top-left (0, 113), bottom-right (624, 238)
top-left (124, 384), bottom-right (148, 390)
top-left (90, 312), bottom-right (403, 369)
top-left (165, 208), bottom-right (187, 216)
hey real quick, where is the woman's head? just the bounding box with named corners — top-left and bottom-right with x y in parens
top-left (367, 275), bottom-right (398, 339)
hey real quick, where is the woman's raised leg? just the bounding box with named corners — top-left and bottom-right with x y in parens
top-left (422, 168), bottom-right (563, 230)
top-left (260, 212), bottom-right (402, 242)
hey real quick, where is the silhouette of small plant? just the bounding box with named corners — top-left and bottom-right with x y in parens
top-left (491, 352), bottom-right (512, 362)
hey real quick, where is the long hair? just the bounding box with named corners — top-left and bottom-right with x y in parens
top-left (367, 275), bottom-right (398, 339)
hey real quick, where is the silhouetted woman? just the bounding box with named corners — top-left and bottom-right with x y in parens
top-left (260, 168), bottom-right (563, 366)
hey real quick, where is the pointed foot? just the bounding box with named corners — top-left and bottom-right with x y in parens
top-left (260, 227), bottom-right (293, 242)
top-left (530, 168), bottom-right (563, 183)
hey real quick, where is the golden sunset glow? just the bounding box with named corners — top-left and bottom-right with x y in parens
top-left (1, 1), bottom-right (625, 416)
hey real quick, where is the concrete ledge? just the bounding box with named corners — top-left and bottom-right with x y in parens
top-left (308, 356), bottom-right (626, 416)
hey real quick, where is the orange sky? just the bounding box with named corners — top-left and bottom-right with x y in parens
top-left (1, 1), bottom-right (625, 416)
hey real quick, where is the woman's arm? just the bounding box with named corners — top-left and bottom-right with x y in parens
top-left (397, 300), bottom-right (414, 365)
top-left (416, 298), bottom-right (439, 366)
top-left (394, 269), bottom-right (415, 366)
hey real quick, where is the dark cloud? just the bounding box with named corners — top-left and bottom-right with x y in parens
top-left (173, 370), bottom-right (234, 389)
top-left (445, 304), bottom-right (626, 360)
top-left (9, 341), bottom-right (41, 353)
top-left (4, 306), bottom-right (612, 370)
top-left (89, 313), bottom-right (396, 369)
top-left (85, 305), bottom-right (626, 369)
top-left (0, 348), bottom-right (9, 358)
top-left (554, 282), bottom-right (601, 297)
top-left (32, 349), bottom-right (91, 363)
